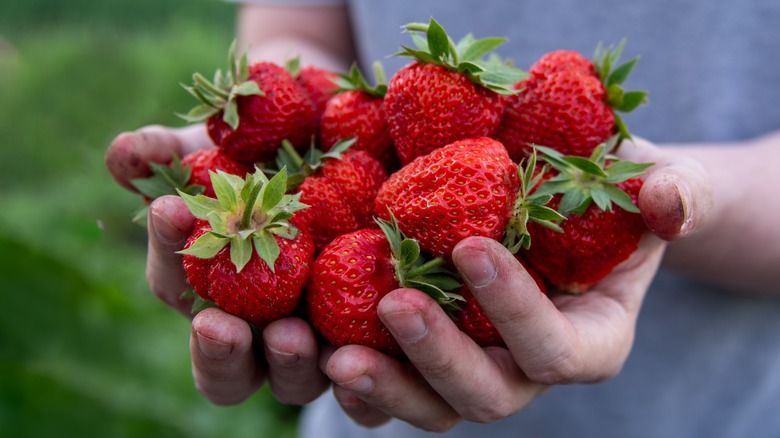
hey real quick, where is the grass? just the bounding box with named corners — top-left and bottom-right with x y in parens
top-left (0, 1), bottom-right (302, 436)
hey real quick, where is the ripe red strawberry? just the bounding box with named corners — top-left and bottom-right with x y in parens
top-left (495, 41), bottom-right (648, 161)
top-left (384, 18), bottom-right (526, 165)
top-left (180, 41), bottom-right (318, 164)
top-left (528, 49), bottom-right (596, 80)
top-left (375, 137), bottom-right (521, 259)
top-left (306, 216), bottom-right (462, 356)
top-left (521, 138), bottom-right (653, 293)
top-left (275, 140), bottom-right (388, 252)
top-left (455, 256), bottom-right (548, 348)
top-left (178, 168), bottom-right (315, 327)
top-left (181, 149), bottom-right (253, 197)
top-left (287, 57), bottom-right (340, 144)
top-left (129, 149), bottom-right (252, 226)
top-left (320, 63), bottom-right (398, 171)
top-left (290, 60), bottom-right (340, 119)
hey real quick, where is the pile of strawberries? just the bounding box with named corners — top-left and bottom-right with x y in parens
top-left (132, 18), bottom-right (652, 354)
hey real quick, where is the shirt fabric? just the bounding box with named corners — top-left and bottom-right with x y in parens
top-left (233, 1), bottom-right (780, 437)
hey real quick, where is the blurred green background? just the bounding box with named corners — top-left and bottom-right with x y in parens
top-left (0, 1), bottom-right (301, 436)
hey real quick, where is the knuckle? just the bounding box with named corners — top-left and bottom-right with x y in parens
top-left (459, 390), bottom-right (517, 424)
top-left (524, 349), bottom-right (582, 385)
top-left (417, 356), bottom-right (459, 381)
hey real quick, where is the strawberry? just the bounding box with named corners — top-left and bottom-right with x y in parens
top-left (274, 139), bottom-right (388, 252)
top-left (287, 58), bottom-right (340, 120)
top-left (129, 149), bottom-right (251, 226)
top-left (181, 149), bottom-right (253, 198)
top-left (320, 63), bottom-right (398, 171)
top-left (177, 168), bottom-right (315, 327)
top-left (180, 41), bottom-right (318, 164)
top-left (306, 216), bottom-right (462, 356)
top-left (527, 49), bottom-right (596, 79)
top-left (495, 41), bottom-right (648, 161)
top-left (384, 18), bottom-right (526, 165)
top-left (287, 57), bottom-right (340, 145)
top-left (375, 137), bottom-right (561, 260)
top-left (455, 256), bottom-right (548, 348)
top-left (521, 137), bottom-right (653, 293)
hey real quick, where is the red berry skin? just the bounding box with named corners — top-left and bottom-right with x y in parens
top-left (297, 65), bottom-right (339, 119)
top-left (306, 228), bottom-right (402, 356)
top-left (183, 219), bottom-right (315, 328)
top-left (495, 64), bottom-right (613, 162)
top-left (375, 137), bottom-right (519, 259)
top-left (385, 62), bottom-right (505, 165)
top-left (522, 178), bottom-right (646, 294)
top-left (295, 150), bottom-right (388, 252)
top-left (206, 62), bottom-right (318, 164)
top-left (181, 149), bottom-right (253, 198)
top-left (320, 90), bottom-right (397, 171)
top-left (528, 50), bottom-right (596, 80)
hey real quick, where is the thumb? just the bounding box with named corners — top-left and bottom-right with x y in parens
top-left (618, 137), bottom-right (713, 241)
top-left (105, 124), bottom-right (213, 192)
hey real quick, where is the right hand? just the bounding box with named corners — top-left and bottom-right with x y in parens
top-left (105, 124), bottom-right (331, 405)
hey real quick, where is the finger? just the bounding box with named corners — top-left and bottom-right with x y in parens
top-left (146, 195), bottom-right (195, 316)
top-left (105, 124), bottom-right (213, 192)
top-left (617, 138), bottom-right (713, 241)
top-left (325, 344), bottom-right (461, 432)
top-left (263, 317), bottom-right (331, 405)
top-left (452, 237), bottom-right (633, 384)
top-left (190, 307), bottom-right (264, 405)
top-left (376, 289), bottom-right (543, 424)
top-left (331, 386), bottom-right (392, 429)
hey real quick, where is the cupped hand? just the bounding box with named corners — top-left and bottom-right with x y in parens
top-left (322, 138), bottom-right (713, 431)
top-left (105, 125), bottom-right (330, 406)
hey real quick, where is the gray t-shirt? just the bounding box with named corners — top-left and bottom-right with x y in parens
top-left (236, 1), bottom-right (780, 436)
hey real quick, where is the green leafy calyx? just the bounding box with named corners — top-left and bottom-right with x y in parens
top-left (130, 154), bottom-right (204, 226)
top-left (178, 40), bottom-right (264, 129)
top-left (502, 150), bottom-right (566, 253)
top-left (375, 214), bottom-right (463, 315)
top-left (534, 135), bottom-right (654, 216)
top-left (176, 167), bottom-right (307, 273)
top-left (593, 39), bottom-right (649, 140)
top-left (397, 17), bottom-right (527, 94)
top-left (335, 62), bottom-right (388, 98)
top-left (271, 137), bottom-right (356, 191)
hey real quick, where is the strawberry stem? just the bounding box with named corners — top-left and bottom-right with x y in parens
top-left (241, 178), bottom-right (263, 230)
top-left (406, 257), bottom-right (445, 278)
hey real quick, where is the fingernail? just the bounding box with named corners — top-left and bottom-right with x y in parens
top-left (267, 346), bottom-right (301, 368)
top-left (341, 375), bottom-right (374, 395)
top-left (675, 181), bottom-right (694, 235)
top-left (196, 332), bottom-right (233, 360)
top-left (149, 208), bottom-right (185, 246)
top-left (457, 247), bottom-right (497, 288)
top-left (385, 311), bottom-right (427, 343)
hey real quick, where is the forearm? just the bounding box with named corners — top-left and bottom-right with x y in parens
top-left (661, 130), bottom-right (780, 294)
top-left (236, 3), bottom-right (356, 71)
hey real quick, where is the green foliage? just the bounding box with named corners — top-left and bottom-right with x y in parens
top-left (0, 0), bottom-right (301, 436)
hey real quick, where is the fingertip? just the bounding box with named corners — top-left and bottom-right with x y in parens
top-left (639, 172), bottom-right (689, 241)
top-left (192, 307), bottom-right (253, 356)
top-left (148, 196), bottom-right (194, 248)
top-left (452, 237), bottom-right (499, 289)
top-left (105, 131), bottom-right (151, 191)
top-left (639, 162), bottom-right (712, 241)
top-left (190, 308), bottom-right (263, 405)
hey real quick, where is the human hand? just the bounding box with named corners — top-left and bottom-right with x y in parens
top-left (105, 125), bottom-right (330, 405)
top-left (321, 138), bottom-right (713, 431)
